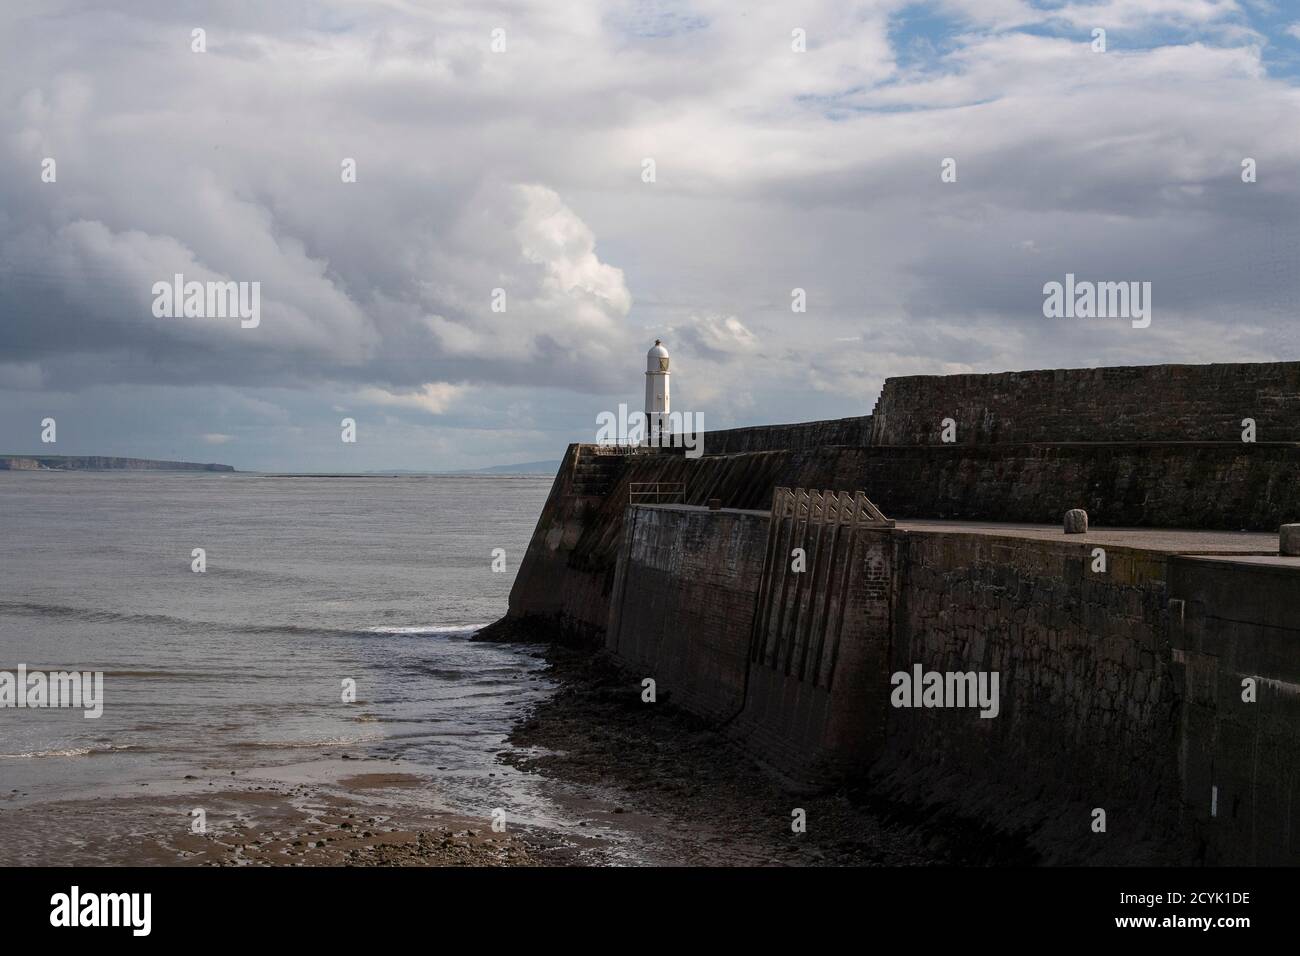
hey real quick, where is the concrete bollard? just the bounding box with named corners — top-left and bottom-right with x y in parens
top-left (1064, 508), bottom-right (1088, 534)
top-left (1281, 524), bottom-right (1300, 556)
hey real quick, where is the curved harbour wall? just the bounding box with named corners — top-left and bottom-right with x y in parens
top-left (503, 360), bottom-right (1300, 864)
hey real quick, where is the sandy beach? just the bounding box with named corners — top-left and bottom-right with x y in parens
top-left (0, 756), bottom-right (603, 867)
top-left (3, 637), bottom-right (961, 867)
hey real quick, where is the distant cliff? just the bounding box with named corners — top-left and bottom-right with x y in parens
top-left (0, 455), bottom-right (234, 472)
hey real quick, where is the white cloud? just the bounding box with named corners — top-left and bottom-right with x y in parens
top-left (672, 313), bottom-right (758, 359)
top-left (2, 0), bottom-right (1299, 469)
top-left (355, 382), bottom-right (469, 416)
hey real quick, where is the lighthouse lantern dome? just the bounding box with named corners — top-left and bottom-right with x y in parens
top-left (647, 339), bottom-right (670, 372)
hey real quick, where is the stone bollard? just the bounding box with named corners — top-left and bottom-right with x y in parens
top-left (1281, 524), bottom-right (1300, 556)
top-left (1063, 509), bottom-right (1088, 534)
top-left (708, 498), bottom-right (722, 511)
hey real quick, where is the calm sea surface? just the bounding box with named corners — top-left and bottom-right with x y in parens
top-left (0, 472), bottom-right (556, 814)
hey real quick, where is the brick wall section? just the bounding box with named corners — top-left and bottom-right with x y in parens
top-left (510, 361), bottom-right (1300, 639)
top-left (506, 444), bottom-right (663, 643)
top-left (606, 499), bottom-right (893, 780)
top-left (1169, 556), bottom-right (1300, 865)
top-left (847, 442), bottom-right (1300, 530)
top-left (582, 488), bottom-right (1300, 864)
top-left (879, 530), bottom-right (1186, 864)
top-left (870, 361), bottom-right (1300, 445)
top-left (732, 528), bottom-right (892, 778)
top-left (605, 505), bottom-right (768, 722)
top-left (508, 440), bottom-right (1300, 643)
top-left (506, 444), bottom-right (798, 642)
top-left (598, 442), bottom-right (1300, 532)
top-left (702, 415), bottom-right (872, 455)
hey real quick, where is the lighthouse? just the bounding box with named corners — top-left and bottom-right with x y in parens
top-left (645, 339), bottom-right (670, 445)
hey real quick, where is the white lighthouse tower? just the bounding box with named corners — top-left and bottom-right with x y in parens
top-left (645, 339), bottom-right (670, 445)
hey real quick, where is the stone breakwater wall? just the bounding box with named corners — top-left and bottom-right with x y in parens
top-left (606, 492), bottom-right (894, 780)
top-left (879, 531), bottom-right (1181, 864)
top-left (1169, 557), bottom-right (1300, 865)
top-left (700, 416), bottom-right (872, 455)
top-left (596, 504), bottom-right (1300, 864)
top-left (870, 360), bottom-right (1300, 445)
top-left (842, 442), bottom-right (1300, 530)
top-left (605, 505), bottom-right (767, 723)
top-left (506, 443), bottom-right (800, 644)
top-left (503, 360), bottom-right (1300, 862)
top-left (505, 439), bottom-right (1299, 648)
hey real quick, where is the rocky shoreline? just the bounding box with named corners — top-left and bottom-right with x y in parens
top-left (497, 638), bottom-right (962, 866)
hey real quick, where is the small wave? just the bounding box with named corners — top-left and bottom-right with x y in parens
top-left (0, 601), bottom-right (194, 630)
top-left (0, 747), bottom-right (92, 759)
top-left (99, 670), bottom-right (217, 679)
top-left (401, 666), bottom-right (472, 680)
top-left (90, 743), bottom-right (139, 754)
top-left (363, 624), bottom-right (487, 637)
top-left (0, 601), bottom-right (494, 642)
top-left (229, 732), bottom-right (385, 750)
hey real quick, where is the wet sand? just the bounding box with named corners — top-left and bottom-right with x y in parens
top-left (0, 758), bottom-right (610, 866)
top-left (1, 640), bottom-right (962, 867)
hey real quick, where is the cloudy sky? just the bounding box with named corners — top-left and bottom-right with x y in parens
top-left (4, 0), bottom-right (1300, 471)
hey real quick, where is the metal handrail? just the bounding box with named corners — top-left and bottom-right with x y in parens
top-left (629, 481), bottom-right (686, 504)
